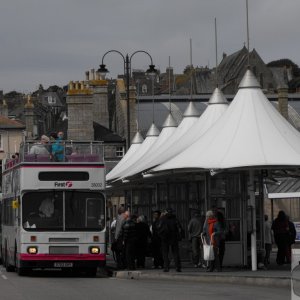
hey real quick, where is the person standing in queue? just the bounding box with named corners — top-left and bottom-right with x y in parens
top-left (136, 215), bottom-right (151, 268)
top-left (272, 210), bottom-right (290, 265)
top-left (203, 210), bottom-right (222, 272)
top-left (113, 206), bottom-right (127, 269)
top-left (158, 208), bottom-right (183, 272)
top-left (216, 211), bottom-right (226, 271)
top-left (188, 210), bottom-right (205, 268)
top-left (151, 210), bottom-right (164, 269)
top-left (120, 213), bottom-right (138, 271)
top-left (264, 214), bottom-right (273, 267)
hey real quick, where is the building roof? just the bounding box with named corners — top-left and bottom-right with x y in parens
top-left (93, 122), bottom-right (124, 143)
top-left (0, 116), bottom-right (25, 129)
top-left (265, 177), bottom-right (300, 198)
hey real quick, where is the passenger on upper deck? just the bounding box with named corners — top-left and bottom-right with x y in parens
top-left (29, 135), bottom-right (50, 155)
top-left (52, 131), bottom-right (64, 162)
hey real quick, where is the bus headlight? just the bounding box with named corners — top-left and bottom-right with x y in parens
top-left (27, 246), bottom-right (38, 254)
top-left (89, 246), bottom-right (100, 254)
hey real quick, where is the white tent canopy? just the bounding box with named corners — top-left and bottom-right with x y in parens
top-left (107, 123), bottom-right (160, 181)
top-left (152, 69), bottom-right (300, 272)
top-left (120, 101), bottom-right (200, 178)
top-left (154, 70), bottom-right (300, 172)
top-left (116, 113), bottom-right (177, 179)
top-left (106, 131), bottom-right (144, 181)
top-left (128, 87), bottom-right (229, 176)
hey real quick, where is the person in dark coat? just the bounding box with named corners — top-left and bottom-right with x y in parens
top-left (287, 215), bottom-right (296, 264)
top-left (216, 211), bottom-right (226, 271)
top-left (151, 210), bottom-right (164, 269)
top-left (135, 215), bottom-right (151, 268)
top-left (272, 210), bottom-right (290, 265)
top-left (120, 213), bottom-right (138, 270)
top-left (158, 208), bottom-right (182, 272)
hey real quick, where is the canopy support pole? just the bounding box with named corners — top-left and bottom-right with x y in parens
top-left (249, 169), bottom-right (257, 271)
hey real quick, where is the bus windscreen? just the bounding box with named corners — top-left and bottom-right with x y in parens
top-left (22, 191), bottom-right (105, 231)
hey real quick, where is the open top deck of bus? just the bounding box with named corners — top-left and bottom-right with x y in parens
top-left (3, 140), bottom-right (104, 171)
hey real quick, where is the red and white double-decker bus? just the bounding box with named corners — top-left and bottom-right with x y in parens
top-left (0, 141), bottom-right (106, 276)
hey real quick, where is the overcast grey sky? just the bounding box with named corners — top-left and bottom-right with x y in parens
top-left (0, 0), bottom-right (299, 93)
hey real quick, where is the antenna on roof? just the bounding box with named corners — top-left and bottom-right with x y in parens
top-left (214, 17), bottom-right (219, 87)
top-left (151, 72), bottom-right (155, 123)
top-left (168, 56), bottom-right (172, 112)
top-left (136, 80), bottom-right (140, 131)
top-left (246, 0), bottom-right (250, 67)
top-left (189, 38), bottom-right (193, 101)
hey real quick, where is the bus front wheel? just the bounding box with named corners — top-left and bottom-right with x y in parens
top-left (17, 267), bottom-right (28, 276)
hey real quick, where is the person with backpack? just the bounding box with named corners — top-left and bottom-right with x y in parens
top-left (157, 208), bottom-right (183, 272)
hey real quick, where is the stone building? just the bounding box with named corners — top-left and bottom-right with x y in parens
top-left (66, 81), bottom-right (94, 141)
top-left (0, 100), bottom-right (25, 188)
top-left (66, 72), bottom-right (125, 167)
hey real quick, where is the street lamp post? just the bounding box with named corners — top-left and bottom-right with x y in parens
top-left (98, 50), bottom-right (157, 150)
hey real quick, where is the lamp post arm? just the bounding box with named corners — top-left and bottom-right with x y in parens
top-left (101, 50), bottom-right (126, 65)
top-left (129, 50), bottom-right (154, 66)
top-left (101, 50), bottom-right (126, 74)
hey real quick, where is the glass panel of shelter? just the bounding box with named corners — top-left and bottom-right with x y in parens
top-left (130, 189), bottom-right (153, 222)
top-left (209, 173), bottom-right (242, 243)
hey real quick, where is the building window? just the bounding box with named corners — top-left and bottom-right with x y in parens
top-left (116, 146), bottom-right (124, 158)
top-left (0, 134), bottom-right (3, 151)
top-left (142, 84), bottom-right (147, 94)
top-left (45, 96), bottom-right (56, 104)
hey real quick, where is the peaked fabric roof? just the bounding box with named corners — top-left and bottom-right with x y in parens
top-left (154, 70), bottom-right (300, 172)
top-left (118, 101), bottom-right (199, 177)
top-left (119, 113), bottom-right (178, 179)
top-left (106, 131), bottom-right (144, 180)
top-left (107, 123), bottom-right (160, 181)
top-left (123, 88), bottom-right (228, 178)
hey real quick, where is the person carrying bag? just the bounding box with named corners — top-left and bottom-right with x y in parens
top-left (201, 233), bottom-right (215, 261)
top-left (202, 210), bottom-right (221, 272)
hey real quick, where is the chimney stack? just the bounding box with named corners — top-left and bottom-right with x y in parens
top-left (277, 85), bottom-right (289, 120)
top-left (85, 71), bottom-right (89, 81)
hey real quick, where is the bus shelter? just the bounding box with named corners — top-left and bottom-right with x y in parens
top-left (107, 70), bottom-right (300, 270)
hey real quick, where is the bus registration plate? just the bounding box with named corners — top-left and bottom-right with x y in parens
top-left (54, 262), bottom-right (73, 268)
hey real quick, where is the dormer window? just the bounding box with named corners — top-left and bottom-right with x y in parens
top-left (142, 84), bottom-right (148, 94)
top-left (45, 96), bottom-right (56, 104)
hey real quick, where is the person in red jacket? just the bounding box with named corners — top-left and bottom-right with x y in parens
top-left (203, 210), bottom-right (222, 272)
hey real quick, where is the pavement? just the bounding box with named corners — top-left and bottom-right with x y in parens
top-left (106, 252), bottom-right (291, 288)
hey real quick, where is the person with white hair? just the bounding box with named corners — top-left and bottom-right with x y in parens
top-left (202, 210), bottom-right (222, 272)
top-left (29, 135), bottom-right (50, 155)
